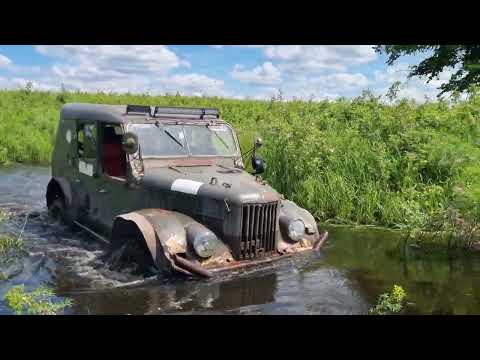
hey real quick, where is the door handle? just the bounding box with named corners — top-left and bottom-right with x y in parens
top-left (98, 188), bottom-right (108, 193)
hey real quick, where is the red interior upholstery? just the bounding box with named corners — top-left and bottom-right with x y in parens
top-left (102, 143), bottom-right (126, 177)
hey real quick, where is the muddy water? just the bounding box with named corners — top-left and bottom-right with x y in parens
top-left (1, 164), bottom-right (480, 315)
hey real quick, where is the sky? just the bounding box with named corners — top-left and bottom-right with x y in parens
top-left (0, 45), bottom-right (455, 102)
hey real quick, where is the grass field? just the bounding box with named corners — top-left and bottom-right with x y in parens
top-left (1, 87), bottom-right (480, 233)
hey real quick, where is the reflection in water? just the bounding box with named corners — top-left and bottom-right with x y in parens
top-left (324, 226), bottom-right (480, 315)
top-left (1, 165), bottom-right (480, 314)
top-left (212, 272), bottom-right (277, 309)
top-left (63, 273), bottom-right (279, 315)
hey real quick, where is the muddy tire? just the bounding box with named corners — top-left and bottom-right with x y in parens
top-left (48, 198), bottom-right (63, 219)
top-left (108, 232), bottom-right (157, 276)
top-left (48, 195), bottom-right (73, 226)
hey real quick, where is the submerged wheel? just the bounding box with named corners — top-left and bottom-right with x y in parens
top-left (48, 197), bottom-right (64, 220)
top-left (47, 194), bottom-right (73, 226)
top-left (108, 223), bottom-right (157, 276)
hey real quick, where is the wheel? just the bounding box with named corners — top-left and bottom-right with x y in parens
top-left (48, 198), bottom-right (64, 220)
top-left (47, 195), bottom-right (73, 226)
top-left (107, 231), bottom-right (157, 276)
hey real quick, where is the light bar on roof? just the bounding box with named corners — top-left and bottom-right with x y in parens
top-left (153, 106), bottom-right (219, 119)
top-left (126, 104), bottom-right (152, 116)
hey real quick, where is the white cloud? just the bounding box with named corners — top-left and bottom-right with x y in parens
top-left (0, 76), bottom-right (58, 91)
top-left (311, 73), bottom-right (370, 89)
top-left (238, 71), bottom-right (369, 101)
top-left (0, 45), bottom-right (459, 102)
top-left (373, 65), bottom-right (410, 84)
top-left (0, 54), bottom-right (11, 67)
top-left (227, 45), bottom-right (377, 100)
top-left (217, 45), bottom-right (377, 73)
top-left (249, 86), bottom-right (280, 100)
top-left (257, 45), bottom-right (377, 73)
top-left (263, 45), bottom-right (303, 60)
top-left (36, 45), bottom-right (185, 74)
top-left (372, 62), bottom-right (460, 102)
top-left (9, 45), bottom-right (228, 97)
top-left (160, 73), bottom-right (227, 97)
top-left (231, 62), bottom-right (281, 85)
top-left (0, 76), bottom-right (12, 88)
top-left (0, 45), bottom-right (379, 100)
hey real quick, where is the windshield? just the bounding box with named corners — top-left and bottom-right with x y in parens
top-left (130, 123), bottom-right (238, 157)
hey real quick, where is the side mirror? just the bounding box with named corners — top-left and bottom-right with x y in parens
top-left (251, 155), bottom-right (266, 174)
top-left (254, 137), bottom-right (263, 149)
top-left (122, 132), bottom-right (139, 154)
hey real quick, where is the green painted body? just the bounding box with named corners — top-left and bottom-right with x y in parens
top-left (46, 103), bottom-right (324, 275)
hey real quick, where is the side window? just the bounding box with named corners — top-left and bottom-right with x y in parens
top-left (77, 123), bottom-right (97, 159)
top-left (77, 122), bottom-right (97, 177)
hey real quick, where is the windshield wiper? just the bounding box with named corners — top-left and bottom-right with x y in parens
top-left (163, 129), bottom-right (185, 149)
top-left (154, 120), bottom-right (185, 150)
top-left (206, 124), bottom-right (229, 150)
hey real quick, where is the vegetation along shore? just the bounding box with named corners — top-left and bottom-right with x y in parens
top-left (1, 87), bottom-right (480, 241)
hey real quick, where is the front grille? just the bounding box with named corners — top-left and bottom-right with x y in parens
top-left (240, 201), bottom-right (278, 259)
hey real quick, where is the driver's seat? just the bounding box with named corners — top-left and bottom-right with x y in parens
top-left (102, 127), bottom-right (127, 177)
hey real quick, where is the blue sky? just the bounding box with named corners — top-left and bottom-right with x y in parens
top-left (0, 45), bottom-right (451, 101)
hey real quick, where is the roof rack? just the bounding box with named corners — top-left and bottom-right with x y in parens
top-left (126, 104), bottom-right (152, 116)
top-left (153, 106), bottom-right (219, 119)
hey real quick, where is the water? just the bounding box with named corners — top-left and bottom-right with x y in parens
top-left (1, 164), bottom-right (479, 315)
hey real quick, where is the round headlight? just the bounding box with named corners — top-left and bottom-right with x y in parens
top-left (287, 219), bottom-right (305, 242)
top-left (192, 231), bottom-right (217, 259)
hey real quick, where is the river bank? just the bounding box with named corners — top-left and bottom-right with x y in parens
top-left (1, 164), bottom-right (480, 314)
top-left (1, 89), bottom-right (480, 234)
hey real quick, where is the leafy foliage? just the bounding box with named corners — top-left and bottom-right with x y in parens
top-left (1, 89), bottom-right (480, 234)
top-left (0, 235), bottom-right (23, 254)
top-left (375, 45), bottom-right (480, 95)
top-left (4, 285), bottom-right (73, 315)
top-left (370, 284), bottom-right (407, 315)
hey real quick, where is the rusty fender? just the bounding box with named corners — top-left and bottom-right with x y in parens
top-left (112, 209), bottom-right (328, 278)
top-left (112, 210), bottom-right (188, 276)
top-left (112, 209), bottom-right (219, 277)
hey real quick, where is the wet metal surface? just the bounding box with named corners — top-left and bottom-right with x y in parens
top-left (1, 164), bottom-right (480, 315)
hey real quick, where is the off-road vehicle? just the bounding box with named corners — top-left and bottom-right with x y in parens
top-left (46, 104), bottom-right (328, 278)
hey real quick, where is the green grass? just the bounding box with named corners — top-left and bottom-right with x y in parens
top-left (0, 235), bottom-right (23, 254)
top-left (1, 87), bottom-right (480, 233)
top-left (4, 285), bottom-right (73, 315)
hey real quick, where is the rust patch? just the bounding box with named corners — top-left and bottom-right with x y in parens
top-left (201, 250), bottom-right (234, 267)
top-left (164, 234), bottom-right (187, 254)
top-left (173, 254), bottom-right (213, 278)
top-left (207, 252), bottom-right (291, 273)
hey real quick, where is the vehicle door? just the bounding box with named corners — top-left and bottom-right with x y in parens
top-left (72, 120), bottom-right (102, 229)
top-left (93, 123), bottom-right (143, 234)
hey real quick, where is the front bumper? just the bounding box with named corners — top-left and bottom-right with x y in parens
top-left (172, 230), bottom-right (329, 278)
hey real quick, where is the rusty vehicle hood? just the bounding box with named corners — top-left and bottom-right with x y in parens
top-left (141, 163), bottom-right (281, 205)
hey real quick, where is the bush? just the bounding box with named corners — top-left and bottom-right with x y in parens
top-left (1, 89), bottom-right (480, 233)
top-left (4, 285), bottom-right (73, 315)
top-left (370, 285), bottom-right (407, 315)
top-left (0, 235), bottom-right (23, 254)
